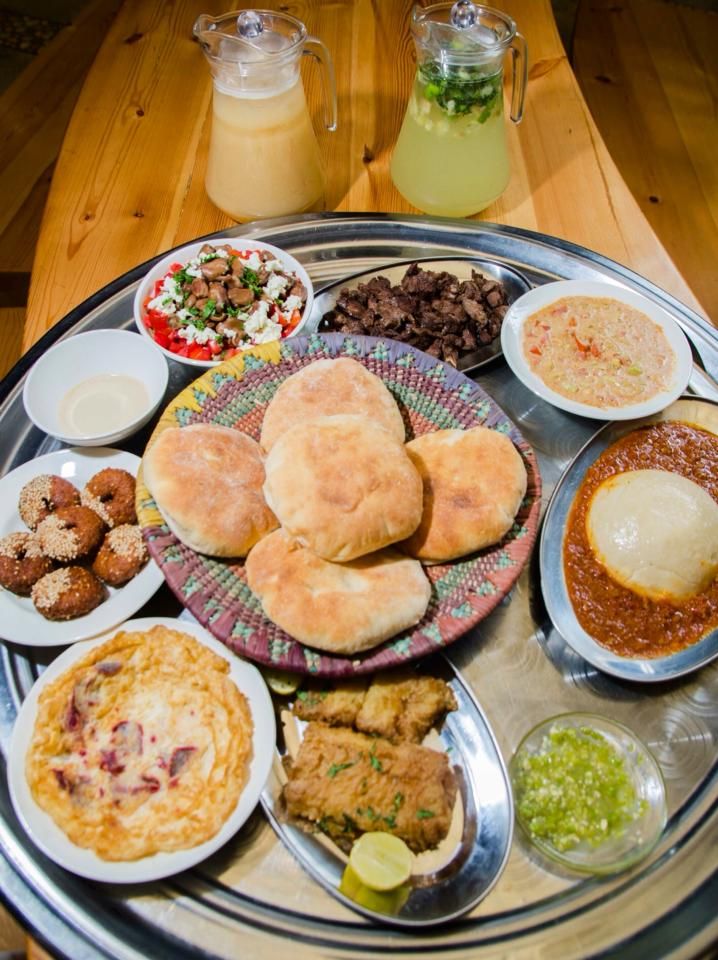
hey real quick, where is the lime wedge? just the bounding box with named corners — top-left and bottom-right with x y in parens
top-left (348, 832), bottom-right (412, 891)
top-left (339, 865), bottom-right (410, 915)
top-left (261, 668), bottom-right (300, 696)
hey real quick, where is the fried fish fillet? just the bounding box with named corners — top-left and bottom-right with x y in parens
top-left (292, 672), bottom-right (456, 743)
top-left (292, 679), bottom-right (368, 727)
top-left (282, 722), bottom-right (457, 853)
top-left (355, 673), bottom-right (457, 742)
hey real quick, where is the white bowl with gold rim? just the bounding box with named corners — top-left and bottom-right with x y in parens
top-left (22, 329), bottom-right (169, 446)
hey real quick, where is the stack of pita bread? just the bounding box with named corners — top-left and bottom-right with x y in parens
top-left (142, 358), bottom-right (527, 655)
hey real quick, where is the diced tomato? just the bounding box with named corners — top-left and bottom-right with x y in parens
top-left (224, 348), bottom-right (240, 359)
top-left (188, 345), bottom-right (211, 361)
top-left (154, 331), bottom-right (171, 350)
top-left (572, 332), bottom-right (590, 354)
top-left (208, 340), bottom-right (223, 356)
top-left (286, 309), bottom-right (302, 333)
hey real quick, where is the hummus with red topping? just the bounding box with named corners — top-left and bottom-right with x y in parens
top-left (26, 625), bottom-right (252, 860)
top-left (522, 295), bottom-right (675, 408)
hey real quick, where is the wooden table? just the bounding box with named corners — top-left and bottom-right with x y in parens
top-left (23, 0), bottom-right (706, 351)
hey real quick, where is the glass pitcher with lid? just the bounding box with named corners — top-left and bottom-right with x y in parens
top-left (391, 1), bottom-right (527, 217)
top-left (193, 9), bottom-right (337, 221)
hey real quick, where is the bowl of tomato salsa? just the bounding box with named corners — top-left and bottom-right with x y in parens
top-left (133, 237), bottom-right (313, 367)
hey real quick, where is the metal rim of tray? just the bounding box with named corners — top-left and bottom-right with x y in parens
top-left (0, 213), bottom-right (716, 960)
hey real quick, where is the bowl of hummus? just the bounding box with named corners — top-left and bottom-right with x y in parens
top-left (500, 280), bottom-right (692, 420)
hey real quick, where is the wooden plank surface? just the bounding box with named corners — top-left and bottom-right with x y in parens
top-left (574, 0), bottom-right (718, 322)
top-left (24, 0), bottom-right (705, 351)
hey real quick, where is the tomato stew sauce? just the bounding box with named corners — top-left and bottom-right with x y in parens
top-left (564, 420), bottom-right (718, 658)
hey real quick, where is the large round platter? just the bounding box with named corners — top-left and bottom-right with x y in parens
top-left (137, 333), bottom-right (541, 676)
top-left (1, 216), bottom-right (718, 960)
top-left (540, 397), bottom-right (718, 681)
top-left (0, 447), bottom-right (164, 646)
top-left (500, 279), bottom-right (693, 420)
top-left (7, 616), bottom-right (275, 883)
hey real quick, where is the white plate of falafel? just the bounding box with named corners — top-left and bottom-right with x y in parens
top-left (0, 447), bottom-right (164, 646)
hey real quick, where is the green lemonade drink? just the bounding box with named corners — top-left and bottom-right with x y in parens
top-left (392, 64), bottom-right (508, 217)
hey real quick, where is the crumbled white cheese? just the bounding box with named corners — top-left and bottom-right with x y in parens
top-left (264, 258), bottom-right (285, 273)
top-left (283, 294), bottom-right (303, 314)
top-left (243, 252), bottom-right (262, 271)
top-left (147, 274), bottom-right (184, 314)
top-left (178, 324), bottom-right (216, 345)
top-left (266, 272), bottom-right (289, 299)
top-left (244, 300), bottom-right (282, 343)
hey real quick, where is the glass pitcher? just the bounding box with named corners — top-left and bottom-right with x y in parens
top-left (391, 1), bottom-right (527, 217)
top-left (193, 9), bottom-right (337, 221)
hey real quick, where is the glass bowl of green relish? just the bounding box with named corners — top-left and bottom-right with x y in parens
top-left (510, 713), bottom-right (667, 875)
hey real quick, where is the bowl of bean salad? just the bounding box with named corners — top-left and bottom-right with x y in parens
top-left (133, 237), bottom-right (313, 367)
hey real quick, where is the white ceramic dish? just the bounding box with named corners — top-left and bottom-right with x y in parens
top-left (8, 615), bottom-right (275, 883)
top-left (500, 280), bottom-right (693, 420)
top-left (0, 448), bottom-right (164, 647)
top-left (133, 236), bottom-right (313, 369)
top-left (23, 330), bottom-right (168, 446)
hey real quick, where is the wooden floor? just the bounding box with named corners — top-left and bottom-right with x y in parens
top-left (573, 0), bottom-right (718, 321)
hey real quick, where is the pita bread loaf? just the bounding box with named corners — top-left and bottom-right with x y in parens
top-left (260, 358), bottom-right (405, 451)
top-left (587, 469), bottom-right (718, 601)
top-left (263, 414), bottom-right (423, 561)
top-left (142, 424), bottom-right (278, 557)
top-left (245, 529), bottom-right (431, 654)
top-left (402, 426), bottom-right (527, 563)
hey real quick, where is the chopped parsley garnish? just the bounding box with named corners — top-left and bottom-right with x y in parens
top-left (327, 760), bottom-right (356, 779)
top-left (242, 267), bottom-right (263, 296)
top-left (369, 742), bottom-right (383, 773)
top-left (191, 317), bottom-right (206, 331)
top-left (416, 809), bottom-right (435, 820)
top-left (172, 266), bottom-right (196, 286)
top-left (200, 299), bottom-right (216, 320)
top-left (418, 60), bottom-right (502, 120)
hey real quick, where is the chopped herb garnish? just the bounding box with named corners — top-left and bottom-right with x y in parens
top-left (201, 298), bottom-right (216, 320)
top-left (369, 741), bottom-right (383, 773)
top-left (191, 317), bottom-right (206, 331)
top-left (383, 814), bottom-right (397, 829)
top-left (327, 760), bottom-right (356, 779)
top-left (416, 808), bottom-right (435, 820)
top-left (342, 814), bottom-right (358, 833)
top-left (418, 60), bottom-right (502, 120)
top-left (172, 267), bottom-right (196, 286)
top-left (242, 267), bottom-right (263, 296)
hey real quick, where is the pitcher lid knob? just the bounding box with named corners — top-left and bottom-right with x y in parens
top-left (236, 10), bottom-right (263, 39)
top-left (450, 0), bottom-right (478, 29)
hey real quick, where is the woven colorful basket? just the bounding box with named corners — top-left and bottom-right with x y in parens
top-left (137, 333), bottom-right (542, 677)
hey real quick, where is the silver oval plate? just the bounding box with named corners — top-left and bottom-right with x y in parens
top-left (540, 396), bottom-right (718, 682)
top-left (260, 654), bottom-right (513, 928)
top-left (307, 257), bottom-right (531, 374)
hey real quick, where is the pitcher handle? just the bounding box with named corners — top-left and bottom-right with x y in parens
top-left (508, 31), bottom-right (528, 124)
top-left (304, 36), bottom-right (338, 132)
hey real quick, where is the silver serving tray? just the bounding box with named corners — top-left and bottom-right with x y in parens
top-left (541, 396), bottom-right (718, 683)
top-left (307, 256), bottom-right (531, 373)
top-left (0, 214), bottom-right (717, 960)
top-left (261, 655), bottom-right (513, 928)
